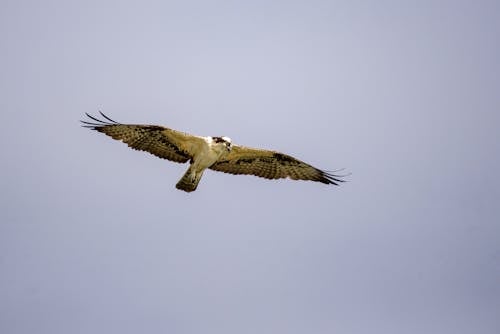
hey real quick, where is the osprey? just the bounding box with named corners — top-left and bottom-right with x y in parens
top-left (82, 112), bottom-right (345, 192)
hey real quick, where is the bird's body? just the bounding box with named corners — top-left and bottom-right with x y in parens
top-left (175, 136), bottom-right (232, 191)
top-left (82, 112), bottom-right (345, 192)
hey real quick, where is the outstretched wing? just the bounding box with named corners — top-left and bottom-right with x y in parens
top-left (81, 112), bottom-right (205, 163)
top-left (209, 145), bottom-right (345, 185)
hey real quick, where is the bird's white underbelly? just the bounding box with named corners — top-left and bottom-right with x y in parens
top-left (193, 150), bottom-right (219, 169)
top-left (191, 139), bottom-right (227, 172)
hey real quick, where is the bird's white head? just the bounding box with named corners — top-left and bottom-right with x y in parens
top-left (212, 136), bottom-right (232, 151)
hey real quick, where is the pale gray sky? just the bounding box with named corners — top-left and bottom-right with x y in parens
top-left (1, 1), bottom-right (499, 333)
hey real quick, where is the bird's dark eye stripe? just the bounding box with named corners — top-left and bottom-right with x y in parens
top-left (213, 136), bottom-right (226, 143)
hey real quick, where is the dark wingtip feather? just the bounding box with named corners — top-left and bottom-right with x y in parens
top-left (320, 169), bottom-right (350, 186)
top-left (98, 111), bottom-right (119, 124)
top-left (80, 112), bottom-right (121, 129)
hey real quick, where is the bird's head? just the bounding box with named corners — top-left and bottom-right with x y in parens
top-left (212, 136), bottom-right (232, 151)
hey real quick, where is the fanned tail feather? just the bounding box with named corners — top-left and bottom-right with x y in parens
top-left (176, 167), bottom-right (203, 192)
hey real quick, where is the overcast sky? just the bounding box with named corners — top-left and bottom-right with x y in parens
top-left (1, 1), bottom-right (499, 333)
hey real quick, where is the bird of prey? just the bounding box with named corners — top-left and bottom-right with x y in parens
top-left (81, 112), bottom-right (345, 192)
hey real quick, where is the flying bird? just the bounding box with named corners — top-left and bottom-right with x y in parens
top-left (81, 112), bottom-right (346, 192)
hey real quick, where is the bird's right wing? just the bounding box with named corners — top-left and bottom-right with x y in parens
top-left (81, 112), bottom-right (205, 163)
top-left (210, 144), bottom-right (345, 185)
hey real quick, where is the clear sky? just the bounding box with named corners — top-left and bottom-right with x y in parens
top-left (1, 1), bottom-right (499, 333)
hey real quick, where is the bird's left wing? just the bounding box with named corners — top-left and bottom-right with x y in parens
top-left (81, 112), bottom-right (205, 163)
top-left (209, 144), bottom-right (345, 185)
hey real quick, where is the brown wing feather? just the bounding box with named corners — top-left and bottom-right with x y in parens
top-left (81, 112), bottom-right (203, 163)
top-left (209, 145), bottom-right (345, 185)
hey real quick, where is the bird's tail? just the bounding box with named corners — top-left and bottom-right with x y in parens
top-left (176, 166), bottom-right (203, 192)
